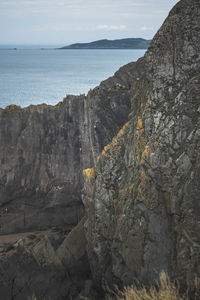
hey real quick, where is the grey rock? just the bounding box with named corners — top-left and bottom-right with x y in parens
top-left (83, 0), bottom-right (200, 295)
top-left (3, 243), bottom-right (14, 252)
top-left (56, 217), bottom-right (87, 267)
top-left (0, 75), bottom-right (131, 234)
top-left (32, 235), bottom-right (62, 268)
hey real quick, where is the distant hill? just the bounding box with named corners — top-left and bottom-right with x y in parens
top-left (59, 38), bottom-right (151, 49)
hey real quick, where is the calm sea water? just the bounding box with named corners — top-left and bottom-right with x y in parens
top-left (0, 49), bottom-right (145, 108)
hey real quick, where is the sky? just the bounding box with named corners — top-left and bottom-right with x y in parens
top-left (0, 0), bottom-right (180, 46)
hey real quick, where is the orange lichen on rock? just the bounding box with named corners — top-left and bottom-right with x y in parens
top-left (101, 121), bottom-right (130, 157)
top-left (116, 121), bottom-right (130, 139)
top-left (136, 118), bottom-right (144, 137)
top-left (4, 105), bottom-right (21, 113)
top-left (111, 121), bottom-right (130, 148)
top-left (119, 189), bottom-right (127, 201)
top-left (140, 171), bottom-right (148, 181)
top-left (88, 88), bottom-right (93, 97)
top-left (87, 88), bottom-right (93, 108)
top-left (55, 101), bottom-right (62, 107)
top-left (137, 118), bottom-right (143, 129)
top-left (83, 168), bottom-right (95, 179)
top-left (142, 145), bottom-right (151, 159)
top-left (118, 213), bottom-right (125, 224)
top-left (102, 144), bottom-right (111, 156)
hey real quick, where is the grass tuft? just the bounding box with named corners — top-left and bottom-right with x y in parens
top-left (114, 272), bottom-right (184, 300)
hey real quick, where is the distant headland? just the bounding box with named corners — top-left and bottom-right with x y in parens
top-left (59, 38), bottom-right (151, 49)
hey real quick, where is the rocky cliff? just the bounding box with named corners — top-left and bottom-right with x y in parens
top-left (0, 86), bottom-right (131, 234)
top-left (83, 0), bottom-right (200, 295)
top-left (0, 0), bottom-right (199, 299)
top-left (0, 55), bottom-right (132, 298)
top-left (0, 98), bottom-right (89, 234)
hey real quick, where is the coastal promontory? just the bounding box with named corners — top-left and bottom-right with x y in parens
top-left (60, 38), bottom-right (151, 49)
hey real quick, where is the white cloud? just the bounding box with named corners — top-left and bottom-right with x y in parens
top-left (35, 24), bottom-right (127, 33)
top-left (96, 25), bottom-right (126, 31)
top-left (141, 26), bottom-right (154, 31)
top-left (0, 0), bottom-right (180, 44)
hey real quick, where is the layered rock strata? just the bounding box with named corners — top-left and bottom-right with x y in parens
top-left (0, 85), bottom-right (131, 234)
top-left (83, 0), bottom-right (200, 294)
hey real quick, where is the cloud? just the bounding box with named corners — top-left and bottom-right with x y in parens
top-left (141, 26), bottom-right (154, 31)
top-left (37, 24), bottom-right (85, 32)
top-left (96, 25), bottom-right (127, 31)
top-left (35, 24), bottom-right (127, 33)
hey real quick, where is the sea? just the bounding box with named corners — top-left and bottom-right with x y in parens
top-left (0, 47), bottom-right (146, 109)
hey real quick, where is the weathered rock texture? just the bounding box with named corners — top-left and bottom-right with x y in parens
top-left (0, 59), bottom-right (132, 298)
top-left (0, 87), bottom-right (131, 234)
top-left (0, 98), bottom-right (89, 233)
top-left (0, 220), bottom-right (93, 300)
top-left (83, 0), bottom-right (200, 294)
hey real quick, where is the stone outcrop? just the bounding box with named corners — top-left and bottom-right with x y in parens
top-left (83, 0), bottom-right (200, 295)
top-left (0, 97), bottom-right (90, 233)
top-left (32, 235), bottom-right (62, 268)
top-left (0, 66), bottom-right (132, 298)
top-left (0, 219), bottom-right (95, 300)
top-left (0, 85), bottom-right (131, 234)
top-left (56, 216), bottom-right (87, 267)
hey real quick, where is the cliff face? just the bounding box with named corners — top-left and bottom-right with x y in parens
top-left (0, 86), bottom-right (131, 234)
top-left (0, 97), bottom-right (89, 233)
top-left (83, 0), bottom-right (200, 293)
top-left (0, 84), bottom-right (131, 298)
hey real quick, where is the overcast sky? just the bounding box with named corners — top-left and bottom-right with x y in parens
top-left (0, 0), bottom-right (179, 46)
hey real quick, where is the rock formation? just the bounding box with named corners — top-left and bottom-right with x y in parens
top-left (83, 0), bottom-right (200, 295)
top-left (0, 0), bottom-right (199, 299)
top-left (0, 89), bottom-right (131, 234)
top-left (0, 220), bottom-right (93, 300)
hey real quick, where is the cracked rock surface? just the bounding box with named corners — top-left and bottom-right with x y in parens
top-left (83, 0), bottom-right (200, 294)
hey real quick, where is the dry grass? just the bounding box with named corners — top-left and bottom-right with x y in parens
top-left (28, 296), bottom-right (49, 300)
top-left (113, 272), bottom-right (185, 300)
